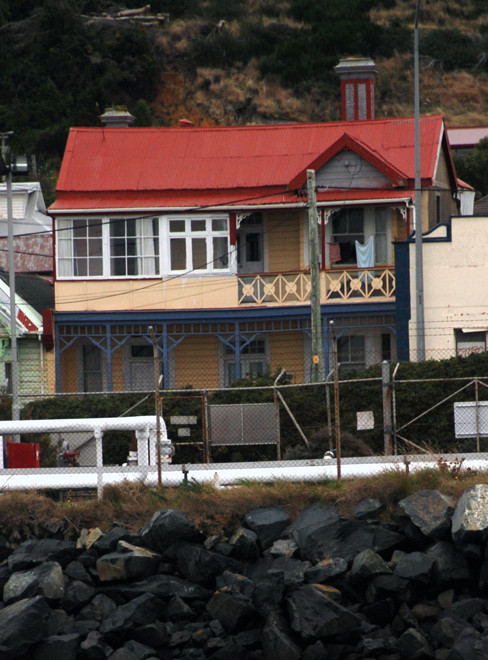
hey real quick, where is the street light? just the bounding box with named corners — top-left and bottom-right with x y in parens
top-left (0, 132), bottom-right (29, 423)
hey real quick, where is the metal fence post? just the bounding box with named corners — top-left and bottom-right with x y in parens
top-left (329, 321), bottom-right (341, 481)
top-left (382, 360), bottom-right (392, 455)
top-left (202, 390), bottom-right (209, 463)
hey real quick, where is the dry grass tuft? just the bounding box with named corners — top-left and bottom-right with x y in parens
top-left (1, 465), bottom-right (488, 542)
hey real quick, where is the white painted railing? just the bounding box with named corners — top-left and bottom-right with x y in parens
top-left (0, 416), bottom-right (173, 497)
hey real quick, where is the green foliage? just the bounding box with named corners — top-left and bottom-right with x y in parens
top-left (454, 138), bottom-right (488, 197)
top-left (134, 99), bottom-right (153, 127)
top-left (0, 396), bottom-right (12, 420)
top-left (0, 1), bottom-right (163, 161)
top-left (420, 28), bottom-right (483, 71)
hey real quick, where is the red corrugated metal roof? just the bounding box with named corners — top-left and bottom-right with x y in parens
top-left (49, 188), bottom-right (415, 213)
top-left (51, 116), bottom-right (446, 212)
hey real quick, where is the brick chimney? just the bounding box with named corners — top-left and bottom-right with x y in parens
top-left (99, 108), bottom-right (135, 128)
top-left (334, 57), bottom-right (378, 122)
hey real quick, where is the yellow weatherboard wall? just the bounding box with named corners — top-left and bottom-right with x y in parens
top-left (173, 335), bottom-right (220, 389)
top-left (270, 332), bottom-right (305, 383)
top-left (266, 210), bottom-right (302, 272)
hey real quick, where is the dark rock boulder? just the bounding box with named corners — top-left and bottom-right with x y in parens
top-left (206, 589), bottom-right (256, 632)
top-left (98, 593), bottom-right (163, 635)
top-left (63, 579), bottom-right (96, 613)
top-left (451, 484), bottom-right (488, 546)
top-left (7, 538), bottom-right (76, 571)
top-left (140, 509), bottom-right (201, 552)
top-left (243, 506), bottom-right (290, 550)
top-left (426, 541), bottom-right (470, 586)
top-left (262, 611), bottom-right (301, 660)
top-left (398, 489), bottom-right (454, 539)
top-left (228, 527), bottom-right (260, 560)
top-left (393, 551), bottom-right (435, 583)
top-left (286, 583), bottom-right (363, 641)
top-left (77, 630), bottom-right (114, 659)
top-left (396, 626), bottom-right (434, 659)
top-left (31, 632), bottom-right (81, 660)
top-left (350, 548), bottom-right (392, 583)
top-left (96, 541), bottom-right (161, 582)
top-left (353, 497), bottom-right (385, 520)
top-left (176, 542), bottom-right (243, 587)
top-left (304, 557), bottom-right (348, 583)
top-left (288, 503), bottom-right (404, 562)
top-left (0, 595), bottom-right (51, 658)
top-left (3, 560), bottom-right (64, 604)
top-left (100, 573), bottom-right (211, 605)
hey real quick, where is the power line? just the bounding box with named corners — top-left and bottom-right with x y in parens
top-left (53, 211), bottom-right (298, 306)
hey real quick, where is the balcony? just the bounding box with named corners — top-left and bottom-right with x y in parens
top-left (237, 268), bottom-right (395, 305)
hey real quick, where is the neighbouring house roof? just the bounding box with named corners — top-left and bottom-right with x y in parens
top-left (0, 182), bottom-right (53, 274)
top-left (0, 272), bottom-right (53, 335)
top-left (474, 194), bottom-right (488, 215)
top-left (50, 115), bottom-right (451, 213)
top-left (447, 126), bottom-right (488, 150)
top-left (0, 182), bottom-right (50, 235)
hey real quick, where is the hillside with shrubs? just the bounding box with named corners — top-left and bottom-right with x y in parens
top-left (1, 0), bottom-right (488, 200)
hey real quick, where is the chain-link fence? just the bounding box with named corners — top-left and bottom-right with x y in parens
top-left (2, 352), bottom-right (488, 495)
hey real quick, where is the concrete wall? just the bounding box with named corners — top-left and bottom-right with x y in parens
top-left (409, 216), bottom-right (488, 355)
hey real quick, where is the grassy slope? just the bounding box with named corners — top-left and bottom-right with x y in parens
top-left (151, 0), bottom-right (488, 128)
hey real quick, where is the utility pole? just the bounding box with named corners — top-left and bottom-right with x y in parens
top-left (307, 169), bottom-right (323, 382)
top-left (0, 132), bottom-right (19, 422)
top-left (414, 0), bottom-right (425, 361)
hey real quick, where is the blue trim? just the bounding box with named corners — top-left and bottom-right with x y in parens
top-left (405, 221), bottom-right (452, 243)
top-left (106, 324), bottom-right (112, 392)
top-left (55, 328), bottom-right (61, 394)
top-left (54, 302), bottom-right (396, 326)
top-left (394, 241), bottom-right (411, 361)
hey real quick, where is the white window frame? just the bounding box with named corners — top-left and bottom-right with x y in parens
top-left (57, 217), bottom-right (104, 278)
top-left (57, 214), bottom-right (235, 279)
top-left (325, 206), bottom-right (392, 267)
top-left (164, 215), bottom-right (232, 276)
top-left (455, 330), bottom-right (486, 357)
top-left (110, 217), bottom-right (159, 277)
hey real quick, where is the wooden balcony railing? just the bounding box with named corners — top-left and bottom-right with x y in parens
top-left (237, 268), bottom-right (395, 305)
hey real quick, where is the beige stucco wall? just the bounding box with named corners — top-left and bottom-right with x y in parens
top-left (409, 216), bottom-right (488, 355)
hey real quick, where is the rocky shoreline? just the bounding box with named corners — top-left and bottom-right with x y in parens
top-left (1, 485), bottom-right (488, 658)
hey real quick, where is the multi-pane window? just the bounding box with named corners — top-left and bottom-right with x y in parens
top-left (224, 337), bottom-right (268, 385)
top-left (337, 335), bottom-right (365, 371)
top-left (110, 217), bottom-right (159, 276)
top-left (57, 215), bottom-right (230, 278)
top-left (332, 208), bottom-right (364, 264)
top-left (169, 217), bottom-right (229, 272)
top-left (57, 218), bottom-right (103, 277)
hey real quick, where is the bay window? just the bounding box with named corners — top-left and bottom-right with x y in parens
top-left (56, 214), bottom-right (230, 278)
